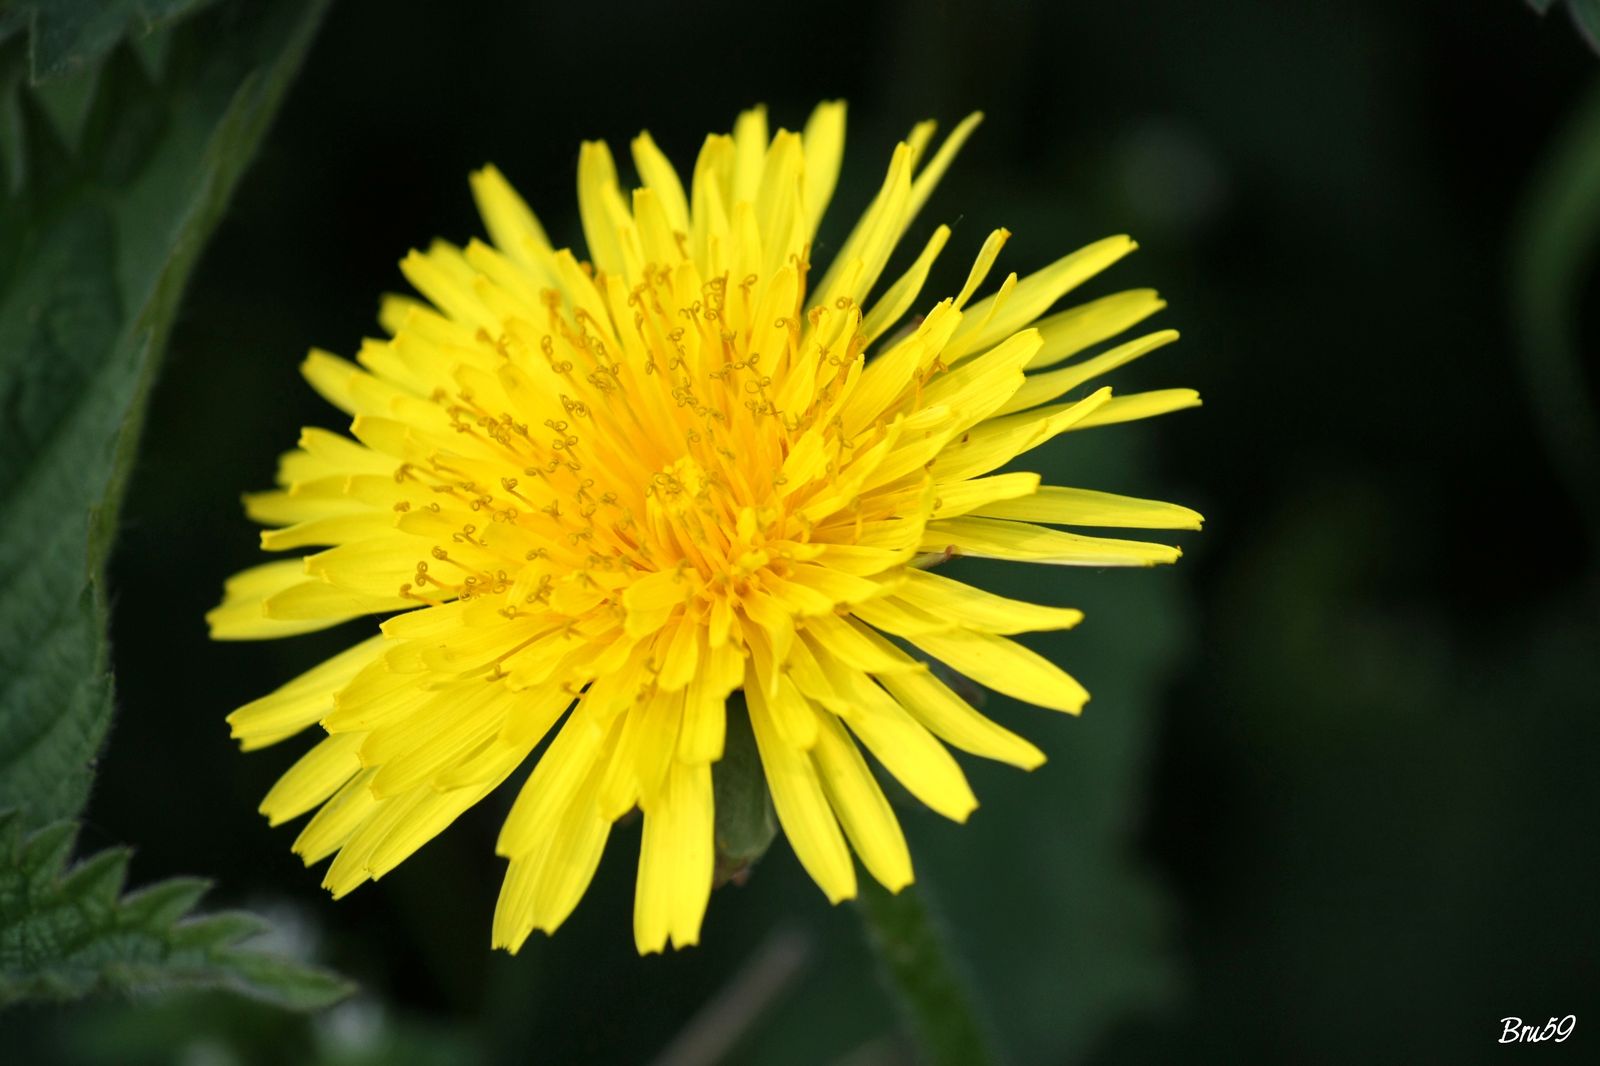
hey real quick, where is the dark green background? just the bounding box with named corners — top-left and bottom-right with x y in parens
top-left (11, 0), bottom-right (1600, 1062)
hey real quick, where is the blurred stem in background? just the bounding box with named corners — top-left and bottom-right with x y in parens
top-left (650, 926), bottom-right (813, 1066)
top-left (1512, 78), bottom-right (1600, 569)
top-left (855, 877), bottom-right (998, 1066)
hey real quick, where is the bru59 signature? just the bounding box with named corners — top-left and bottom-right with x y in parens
top-left (1500, 1016), bottom-right (1576, 1043)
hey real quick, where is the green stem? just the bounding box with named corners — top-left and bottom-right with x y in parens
top-left (853, 877), bottom-right (998, 1066)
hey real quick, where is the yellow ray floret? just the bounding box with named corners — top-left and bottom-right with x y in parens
top-left (208, 101), bottom-right (1201, 955)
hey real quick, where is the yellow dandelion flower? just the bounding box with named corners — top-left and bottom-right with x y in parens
top-left (209, 102), bottom-right (1201, 955)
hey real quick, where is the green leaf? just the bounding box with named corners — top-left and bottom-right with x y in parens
top-left (0, 813), bottom-right (352, 1009)
top-left (0, 0), bottom-right (343, 1010)
top-left (0, 0), bottom-right (327, 829)
top-left (0, 0), bottom-right (216, 85)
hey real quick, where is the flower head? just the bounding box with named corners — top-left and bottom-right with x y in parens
top-left (209, 103), bottom-right (1201, 954)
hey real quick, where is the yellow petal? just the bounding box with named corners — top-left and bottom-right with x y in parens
top-left (526, 758), bottom-right (613, 941)
top-left (304, 536), bottom-right (423, 597)
top-left (655, 618), bottom-right (701, 692)
top-left (300, 349), bottom-right (365, 417)
top-left (469, 164), bottom-right (555, 275)
top-left (867, 635), bottom-right (1046, 769)
top-left (943, 235), bottom-right (1138, 362)
top-left (262, 578), bottom-right (415, 621)
top-left (632, 690), bottom-right (685, 809)
top-left (1068, 388), bottom-right (1202, 429)
top-left (227, 635), bottom-right (387, 749)
top-left (597, 699), bottom-right (648, 819)
top-left (322, 654), bottom-right (433, 734)
top-left (850, 595), bottom-right (953, 638)
top-left (295, 427), bottom-right (397, 479)
top-left (952, 227), bottom-right (1010, 311)
top-left (919, 329), bottom-right (1043, 428)
top-left (491, 709), bottom-right (622, 948)
top-left (930, 472), bottom-right (1041, 520)
top-left (823, 665), bottom-right (977, 823)
top-left (678, 643), bottom-right (735, 763)
top-left (259, 512), bottom-right (395, 551)
top-left (208, 560), bottom-right (347, 641)
top-left (292, 767), bottom-right (379, 865)
top-left (630, 131), bottom-right (691, 234)
top-left (730, 104), bottom-right (769, 205)
top-left (365, 684), bottom-right (509, 798)
top-left (995, 329), bottom-right (1180, 417)
top-left (905, 111), bottom-right (983, 225)
top-left (893, 568), bottom-right (1084, 634)
top-left (801, 100), bottom-right (846, 235)
top-left (241, 489), bottom-right (362, 528)
top-left (745, 680), bottom-right (856, 902)
top-left (367, 769), bottom-right (510, 880)
top-left (399, 246), bottom-right (496, 334)
top-left (975, 485), bottom-right (1204, 530)
top-left (634, 759), bottom-right (714, 953)
top-left (259, 732), bottom-right (364, 826)
top-left (903, 628), bottom-right (1089, 714)
top-left (800, 613), bottom-right (923, 674)
top-left (497, 704), bottom-right (607, 858)
top-left (1027, 288), bottom-right (1167, 370)
top-left (754, 130), bottom-right (805, 277)
top-left (860, 224), bottom-right (951, 345)
top-left (744, 656), bottom-right (817, 750)
top-left (689, 134), bottom-right (733, 266)
top-left (322, 789), bottom-right (424, 897)
top-left (493, 854), bottom-right (542, 953)
top-left (920, 515), bottom-right (1181, 567)
top-left (927, 386), bottom-right (1112, 483)
top-left (577, 140), bottom-right (630, 278)
top-left (812, 713), bottom-right (913, 891)
top-left (812, 142), bottom-right (912, 311)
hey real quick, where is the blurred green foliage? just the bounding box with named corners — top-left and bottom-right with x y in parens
top-left (1513, 82), bottom-right (1600, 546)
top-left (1530, 0), bottom-right (1600, 52)
top-left (0, 0), bottom-right (346, 1017)
top-left (0, 0), bottom-right (215, 85)
top-left (1, 0), bottom-right (1596, 1063)
top-left (0, 814), bottom-right (350, 1007)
